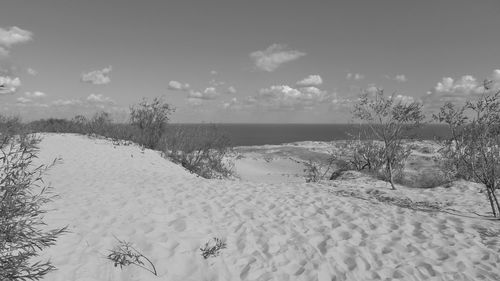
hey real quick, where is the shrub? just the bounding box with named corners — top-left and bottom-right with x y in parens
top-left (200, 237), bottom-right (227, 259)
top-left (0, 116), bottom-right (66, 280)
top-left (162, 124), bottom-right (233, 179)
top-left (434, 80), bottom-right (500, 217)
top-left (107, 238), bottom-right (157, 276)
top-left (130, 97), bottom-right (175, 149)
top-left (352, 89), bottom-right (425, 189)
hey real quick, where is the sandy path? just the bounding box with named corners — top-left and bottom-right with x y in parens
top-left (38, 134), bottom-right (500, 281)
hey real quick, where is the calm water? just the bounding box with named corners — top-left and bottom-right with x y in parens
top-left (169, 124), bottom-right (450, 146)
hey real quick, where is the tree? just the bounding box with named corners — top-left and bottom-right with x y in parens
top-left (130, 97), bottom-right (175, 149)
top-left (352, 89), bottom-right (425, 189)
top-left (434, 80), bottom-right (500, 217)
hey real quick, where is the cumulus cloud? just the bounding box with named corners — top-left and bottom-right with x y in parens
top-left (0, 76), bottom-right (21, 95)
top-left (168, 80), bottom-right (190, 91)
top-left (0, 26), bottom-right (33, 56)
top-left (188, 87), bottom-right (219, 100)
top-left (395, 74), bottom-right (407, 82)
top-left (27, 68), bottom-right (38, 76)
top-left (250, 84), bottom-right (330, 111)
top-left (25, 91), bottom-right (46, 98)
top-left (52, 99), bottom-right (83, 106)
top-left (16, 97), bottom-right (32, 104)
top-left (296, 75), bottom-right (323, 86)
top-left (210, 70), bottom-right (218, 75)
top-left (86, 93), bottom-right (115, 105)
top-left (81, 66), bottom-right (112, 85)
top-left (347, 73), bottom-right (364, 80)
top-left (226, 86), bottom-right (237, 94)
top-left (250, 44), bottom-right (306, 72)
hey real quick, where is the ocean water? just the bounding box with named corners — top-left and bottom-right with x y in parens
top-left (169, 124), bottom-right (450, 146)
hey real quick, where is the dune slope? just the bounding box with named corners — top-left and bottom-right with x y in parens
top-left (38, 134), bottom-right (500, 281)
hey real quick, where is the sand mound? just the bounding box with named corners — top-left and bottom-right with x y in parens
top-left (37, 134), bottom-right (500, 281)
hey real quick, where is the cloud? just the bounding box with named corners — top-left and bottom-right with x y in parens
top-left (0, 26), bottom-right (33, 56)
top-left (346, 73), bottom-right (364, 80)
top-left (210, 70), bottom-right (218, 75)
top-left (250, 44), bottom-right (306, 72)
top-left (27, 68), bottom-right (37, 76)
top-left (81, 66), bottom-right (112, 85)
top-left (188, 87), bottom-right (219, 100)
top-left (0, 76), bottom-right (21, 95)
top-left (25, 91), bottom-right (46, 98)
top-left (395, 74), bottom-right (407, 82)
top-left (422, 70), bottom-right (500, 111)
top-left (86, 93), bottom-right (115, 105)
top-left (16, 97), bottom-right (32, 104)
top-left (226, 86), bottom-right (237, 94)
top-left (296, 75), bottom-right (323, 87)
top-left (52, 99), bottom-right (83, 106)
top-left (168, 80), bottom-right (190, 91)
top-left (247, 84), bottom-right (330, 111)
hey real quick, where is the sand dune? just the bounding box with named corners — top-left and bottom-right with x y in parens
top-left (38, 134), bottom-right (500, 281)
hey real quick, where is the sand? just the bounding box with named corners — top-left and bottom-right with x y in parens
top-left (37, 134), bottom-right (500, 281)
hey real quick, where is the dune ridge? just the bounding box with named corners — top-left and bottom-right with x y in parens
top-left (38, 134), bottom-right (500, 281)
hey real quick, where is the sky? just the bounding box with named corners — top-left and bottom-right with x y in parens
top-left (1, 0), bottom-right (500, 123)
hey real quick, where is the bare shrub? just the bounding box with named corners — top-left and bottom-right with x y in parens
top-left (107, 238), bottom-right (157, 276)
top-left (200, 237), bottom-right (227, 259)
top-left (434, 80), bottom-right (500, 217)
top-left (0, 116), bottom-right (66, 280)
top-left (343, 139), bottom-right (385, 172)
top-left (303, 155), bottom-right (337, 182)
top-left (130, 97), bottom-right (174, 149)
top-left (352, 89), bottom-right (425, 189)
top-left (162, 124), bottom-right (233, 179)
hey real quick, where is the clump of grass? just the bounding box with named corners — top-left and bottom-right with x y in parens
top-left (1, 115), bottom-right (66, 281)
top-left (200, 237), bottom-right (227, 259)
top-left (107, 238), bottom-right (157, 276)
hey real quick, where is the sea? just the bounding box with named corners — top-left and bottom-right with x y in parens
top-left (169, 124), bottom-right (451, 147)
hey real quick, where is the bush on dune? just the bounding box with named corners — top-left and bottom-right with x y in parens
top-left (352, 89), bottom-right (425, 189)
top-left (130, 97), bottom-right (174, 149)
top-left (0, 115), bottom-right (66, 280)
top-left (162, 124), bottom-right (234, 179)
top-left (434, 80), bottom-right (500, 217)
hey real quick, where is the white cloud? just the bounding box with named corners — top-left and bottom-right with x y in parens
top-left (250, 44), bottom-right (306, 72)
top-left (210, 70), bottom-right (218, 75)
top-left (168, 80), bottom-right (190, 91)
top-left (52, 99), bottom-right (83, 106)
top-left (27, 68), bottom-right (38, 76)
top-left (423, 70), bottom-right (500, 110)
top-left (25, 91), bottom-right (46, 98)
top-left (86, 93), bottom-right (115, 105)
top-left (296, 75), bottom-right (323, 86)
top-left (347, 73), bottom-right (364, 80)
top-left (250, 84), bottom-right (330, 111)
top-left (226, 86), bottom-right (237, 94)
top-left (0, 76), bottom-right (21, 95)
top-left (81, 66), bottom-right (112, 85)
top-left (395, 74), bottom-right (407, 82)
top-left (16, 97), bottom-right (31, 104)
top-left (188, 87), bottom-right (219, 100)
top-left (0, 26), bottom-right (33, 56)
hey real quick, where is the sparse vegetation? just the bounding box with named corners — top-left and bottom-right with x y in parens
top-left (434, 80), bottom-right (500, 217)
top-left (352, 89), bottom-right (425, 189)
top-left (162, 124), bottom-right (234, 179)
top-left (200, 237), bottom-right (227, 259)
top-left (130, 97), bottom-right (175, 149)
top-left (0, 115), bottom-right (66, 281)
top-left (107, 238), bottom-right (157, 276)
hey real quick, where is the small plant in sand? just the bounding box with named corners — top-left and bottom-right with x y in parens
top-left (352, 89), bottom-right (425, 189)
top-left (434, 80), bottom-right (500, 217)
top-left (303, 156), bottom-right (337, 182)
top-left (0, 115), bottom-right (66, 281)
top-left (130, 97), bottom-right (175, 149)
top-left (200, 237), bottom-right (227, 259)
top-left (107, 238), bottom-right (157, 276)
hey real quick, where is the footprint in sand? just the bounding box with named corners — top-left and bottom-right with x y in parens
top-left (168, 217), bottom-right (187, 232)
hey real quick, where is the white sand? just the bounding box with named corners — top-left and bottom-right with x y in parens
top-left (38, 134), bottom-right (500, 281)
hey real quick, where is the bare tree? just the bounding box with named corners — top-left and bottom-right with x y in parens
top-left (434, 80), bottom-right (500, 217)
top-left (352, 89), bottom-right (425, 189)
